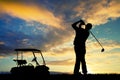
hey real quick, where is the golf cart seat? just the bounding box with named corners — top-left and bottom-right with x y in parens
top-left (13, 59), bottom-right (27, 66)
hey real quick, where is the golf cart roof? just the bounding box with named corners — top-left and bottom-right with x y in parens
top-left (14, 48), bottom-right (40, 52)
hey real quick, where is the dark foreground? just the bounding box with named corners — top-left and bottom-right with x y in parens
top-left (0, 73), bottom-right (120, 80)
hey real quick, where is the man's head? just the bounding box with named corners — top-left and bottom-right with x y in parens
top-left (85, 23), bottom-right (92, 30)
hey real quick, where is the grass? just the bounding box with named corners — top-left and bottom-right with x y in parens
top-left (50, 73), bottom-right (120, 80)
top-left (0, 73), bottom-right (120, 80)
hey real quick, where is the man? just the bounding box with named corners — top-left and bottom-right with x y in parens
top-left (72, 20), bottom-right (92, 75)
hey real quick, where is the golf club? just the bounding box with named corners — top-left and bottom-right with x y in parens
top-left (90, 31), bottom-right (105, 52)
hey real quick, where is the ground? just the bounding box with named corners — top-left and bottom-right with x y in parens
top-left (0, 73), bottom-right (120, 80)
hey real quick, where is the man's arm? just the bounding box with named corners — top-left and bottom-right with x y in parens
top-left (72, 20), bottom-right (85, 29)
top-left (72, 20), bottom-right (80, 29)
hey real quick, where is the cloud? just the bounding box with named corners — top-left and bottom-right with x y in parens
top-left (86, 38), bottom-right (120, 53)
top-left (0, 15), bottom-right (72, 56)
top-left (0, 1), bottom-right (120, 73)
top-left (0, 0), bottom-right (120, 57)
top-left (73, 0), bottom-right (120, 25)
top-left (101, 39), bottom-right (120, 51)
top-left (0, 1), bottom-right (63, 29)
top-left (47, 59), bottom-right (74, 66)
top-left (0, 41), bottom-right (4, 45)
top-left (86, 52), bottom-right (120, 73)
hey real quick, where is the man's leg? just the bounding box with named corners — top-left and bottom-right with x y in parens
top-left (81, 54), bottom-right (87, 74)
top-left (74, 57), bottom-right (80, 74)
top-left (74, 46), bottom-right (81, 74)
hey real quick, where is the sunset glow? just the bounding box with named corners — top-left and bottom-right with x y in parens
top-left (0, 0), bottom-right (120, 74)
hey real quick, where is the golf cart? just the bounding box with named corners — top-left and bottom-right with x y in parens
top-left (10, 48), bottom-right (49, 76)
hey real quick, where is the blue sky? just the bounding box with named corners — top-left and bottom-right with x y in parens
top-left (0, 0), bottom-right (120, 74)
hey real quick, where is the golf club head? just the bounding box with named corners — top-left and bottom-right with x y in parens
top-left (101, 48), bottom-right (105, 52)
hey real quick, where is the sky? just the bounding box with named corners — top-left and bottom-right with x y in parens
top-left (0, 0), bottom-right (120, 74)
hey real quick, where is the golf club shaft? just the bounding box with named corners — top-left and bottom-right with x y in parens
top-left (90, 31), bottom-right (104, 49)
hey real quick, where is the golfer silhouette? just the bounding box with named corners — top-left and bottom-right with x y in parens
top-left (72, 20), bottom-right (92, 75)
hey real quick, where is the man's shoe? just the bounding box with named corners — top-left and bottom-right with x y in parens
top-left (83, 72), bottom-right (87, 76)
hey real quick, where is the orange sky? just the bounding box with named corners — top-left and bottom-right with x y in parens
top-left (0, 0), bottom-right (120, 74)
